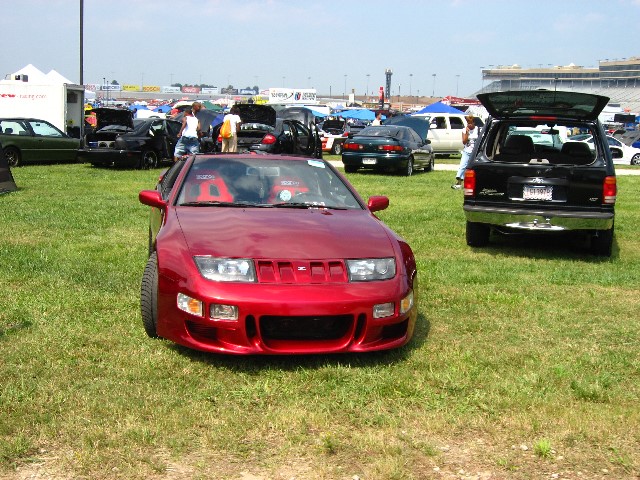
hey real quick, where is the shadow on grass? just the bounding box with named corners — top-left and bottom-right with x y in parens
top-left (474, 229), bottom-right (619, 261)
top-left (168, 314), bottom-right (431, 372)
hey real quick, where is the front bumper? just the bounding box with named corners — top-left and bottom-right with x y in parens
top-left (464, 204), bottom-right (614, 231)
top-left (156, 273), bottom-right (418, 355)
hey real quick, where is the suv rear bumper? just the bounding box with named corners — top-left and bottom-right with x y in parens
top-left (463, 205), bottom-right (614, 231)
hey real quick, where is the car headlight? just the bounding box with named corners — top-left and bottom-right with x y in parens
top-left (347, 258), bottom-right (395, 282)
top-left (194, 257), bottom-right (256, 282)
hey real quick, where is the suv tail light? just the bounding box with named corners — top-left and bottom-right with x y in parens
top-left (463, 170), bottom-right (476, 196)
top-left (603, 176), bottom-right (617, 204)
top-left (261, 134), bottom-right (277, 145)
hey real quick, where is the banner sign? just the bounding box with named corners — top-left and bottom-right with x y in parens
top-left (268, 88), bottom-right (317, 104)
top-left (162, 86), bottom-right (181, 94)
top-left (181, 86), bottom-right (201, 94)
top-left (201, 87), bottom-right (219, 95)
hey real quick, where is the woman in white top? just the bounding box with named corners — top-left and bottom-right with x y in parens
top-left (452, 114), bottom-right (480, 189)
top-left (173, 108), bottom-right (201, 161)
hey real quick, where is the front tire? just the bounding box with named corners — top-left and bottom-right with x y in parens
top-left (140, 252), bottom-right (159, 338)
top-left (4, 147), bottom-right (21, 167)
top-left (138, 149), bottom-right (158, 170)
top-left (466, 221), bottom-right (490, 247)
top-left (630, 153), bottom-right (640, 166)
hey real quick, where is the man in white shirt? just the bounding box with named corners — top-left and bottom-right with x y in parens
top-left (222, 106), bottom-right (242, 153)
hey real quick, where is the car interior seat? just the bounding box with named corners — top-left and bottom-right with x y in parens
top-left (496, 135), bottom-right (535, 162)
top-left (4, 128), bottom-right (13, 135)
top-left (183, 170), bottom-right (234, 203)
top-left (267, 175), bottom-right (309, 203)
top-left (559, 141), bottom-right (594, 165)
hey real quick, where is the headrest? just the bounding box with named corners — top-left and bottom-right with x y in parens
top-left (502, 135), bottom-right (535, 155)
top-left (561, 141), bottom-right (592, 157)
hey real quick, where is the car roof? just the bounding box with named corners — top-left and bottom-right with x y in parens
top-left (478, 90), bottom-right (610, 121)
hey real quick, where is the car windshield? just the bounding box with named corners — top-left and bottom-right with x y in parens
top-left (176, 156), bottom-right (362, 209)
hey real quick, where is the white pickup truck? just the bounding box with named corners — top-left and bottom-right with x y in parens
top-left (413, 113), bottom-right (478, 156)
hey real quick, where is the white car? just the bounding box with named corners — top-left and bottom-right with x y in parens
top-left (573, 134), bottom-right (640, 165)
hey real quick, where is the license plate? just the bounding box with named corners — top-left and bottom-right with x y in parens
top-left (523, 186), bottom-right (553, 200)
top-left (362, 158), bottom-right (377, 165)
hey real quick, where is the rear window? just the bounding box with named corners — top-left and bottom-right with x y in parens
top-left (481, 121), bottom-right (598, 166)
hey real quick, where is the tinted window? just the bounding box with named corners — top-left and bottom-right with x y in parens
top-left (356, 126), bottom-right (400, 137)
top-left (0, 120), bottom-right (27, 135)
top-left (450, 117), bottom-right (465, 129)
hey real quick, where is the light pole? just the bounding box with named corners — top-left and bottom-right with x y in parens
top-left (398, 84), bottom-right (401, 102)
top-left (141, 72), bottom-right (144, 92)
top-left (456, 74), bottom-right (460, 96)
top-left (409, 73), bottom-right (413, 97)
top-left (432, 74), bottom-right (436, 97)
top-left (308, 76), bottom-right (311, 87)
top-left (170, 73), bottom-right (174, 85)
top-left (343, 74), bottom-right (347, 101)
top-left (282, 76), bottom-right (285, 87)
top-left (366, 73), bottom-right (370, 97)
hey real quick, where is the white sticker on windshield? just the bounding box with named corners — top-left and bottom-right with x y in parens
top-left (307, 160), bottom-right (325, 168)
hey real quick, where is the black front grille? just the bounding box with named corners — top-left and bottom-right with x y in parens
top-left (260, 315), bottom-right (353, 341)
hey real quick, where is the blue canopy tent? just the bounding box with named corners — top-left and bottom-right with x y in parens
top-left (154, 105), bottom-right (172, 113)
top-left (331, 109), bottom-right (383, 121)
top-left (412, 102), bottom-right (464, 115)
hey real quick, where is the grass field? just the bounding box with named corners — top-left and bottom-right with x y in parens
top-left (1, 161), bottom-right (639, 480)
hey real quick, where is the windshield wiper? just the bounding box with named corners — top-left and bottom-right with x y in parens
top-left (269, 202), bottom-right (348, 210)
top-left (180, 201), bottom-right (252, 207)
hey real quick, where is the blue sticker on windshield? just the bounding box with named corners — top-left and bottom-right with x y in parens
top-left (307, 160), bottom-right (325, 168)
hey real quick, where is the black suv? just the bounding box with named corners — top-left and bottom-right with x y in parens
top-left (463, 90), bottom-right (617, 256)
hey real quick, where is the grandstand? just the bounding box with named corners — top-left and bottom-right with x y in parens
top-left (477, 58), bottom-right (640, 113)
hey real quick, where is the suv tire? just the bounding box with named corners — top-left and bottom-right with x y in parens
top-left (591, 227), bottom-right (614, 257)
top-left (466, 221), bottom-right (490, 247)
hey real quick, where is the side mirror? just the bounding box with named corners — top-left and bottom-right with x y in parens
top-left (367, 195), bottom-right (389, 213)
top-left (139, 190), bottom-right (166, 209)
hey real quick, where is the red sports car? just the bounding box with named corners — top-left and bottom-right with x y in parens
top-left (139, 153), bottom-right (418, 354)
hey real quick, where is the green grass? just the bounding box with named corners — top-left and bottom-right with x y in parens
top-left (1, 163), bottom-right (639, 479)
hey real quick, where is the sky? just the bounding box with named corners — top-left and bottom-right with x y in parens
top-left (2, 0), bottom-right (640, 99)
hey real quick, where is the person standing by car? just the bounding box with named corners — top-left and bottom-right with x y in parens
top-left (173, 107), bottom-right (201, 162)
top-left (221, 106), bottom-right (242, 153)
top-left (371, 112), bottom-right (382, 126)
top-left (452, 114), bottom-right (480, 189)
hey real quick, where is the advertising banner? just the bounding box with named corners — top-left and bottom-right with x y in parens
top-left (182, 86), bottom-right (201, 94)
top-left (162, 86), bottom-right (181, 94)
top-left (268, 88), bottom-right (317, 104)
top-left (201, 87), bottom-right (219, 95)
top-left (122, 85), bottom-right (139, 92)
top-left (100, 84), bottom-right (121, 92)
top-left (143, 85), bottom-right (161, 93)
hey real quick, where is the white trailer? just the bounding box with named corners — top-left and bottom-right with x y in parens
top-left (0, 80), bottom-right (85, 139)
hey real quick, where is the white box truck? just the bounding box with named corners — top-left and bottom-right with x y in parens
top-left (0, 80), bottom-right (86, 139)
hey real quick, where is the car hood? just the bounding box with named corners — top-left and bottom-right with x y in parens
top-left (382, 115), bottom-right (430, 140)
top-left (236, 104), bottom-right (277, 127)
top-left (477, 90), bottom-right (610, 121)
top-left (91, 107), bottom-right (134, 130)
top-left (175, 208), bottom-right (394, 259)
